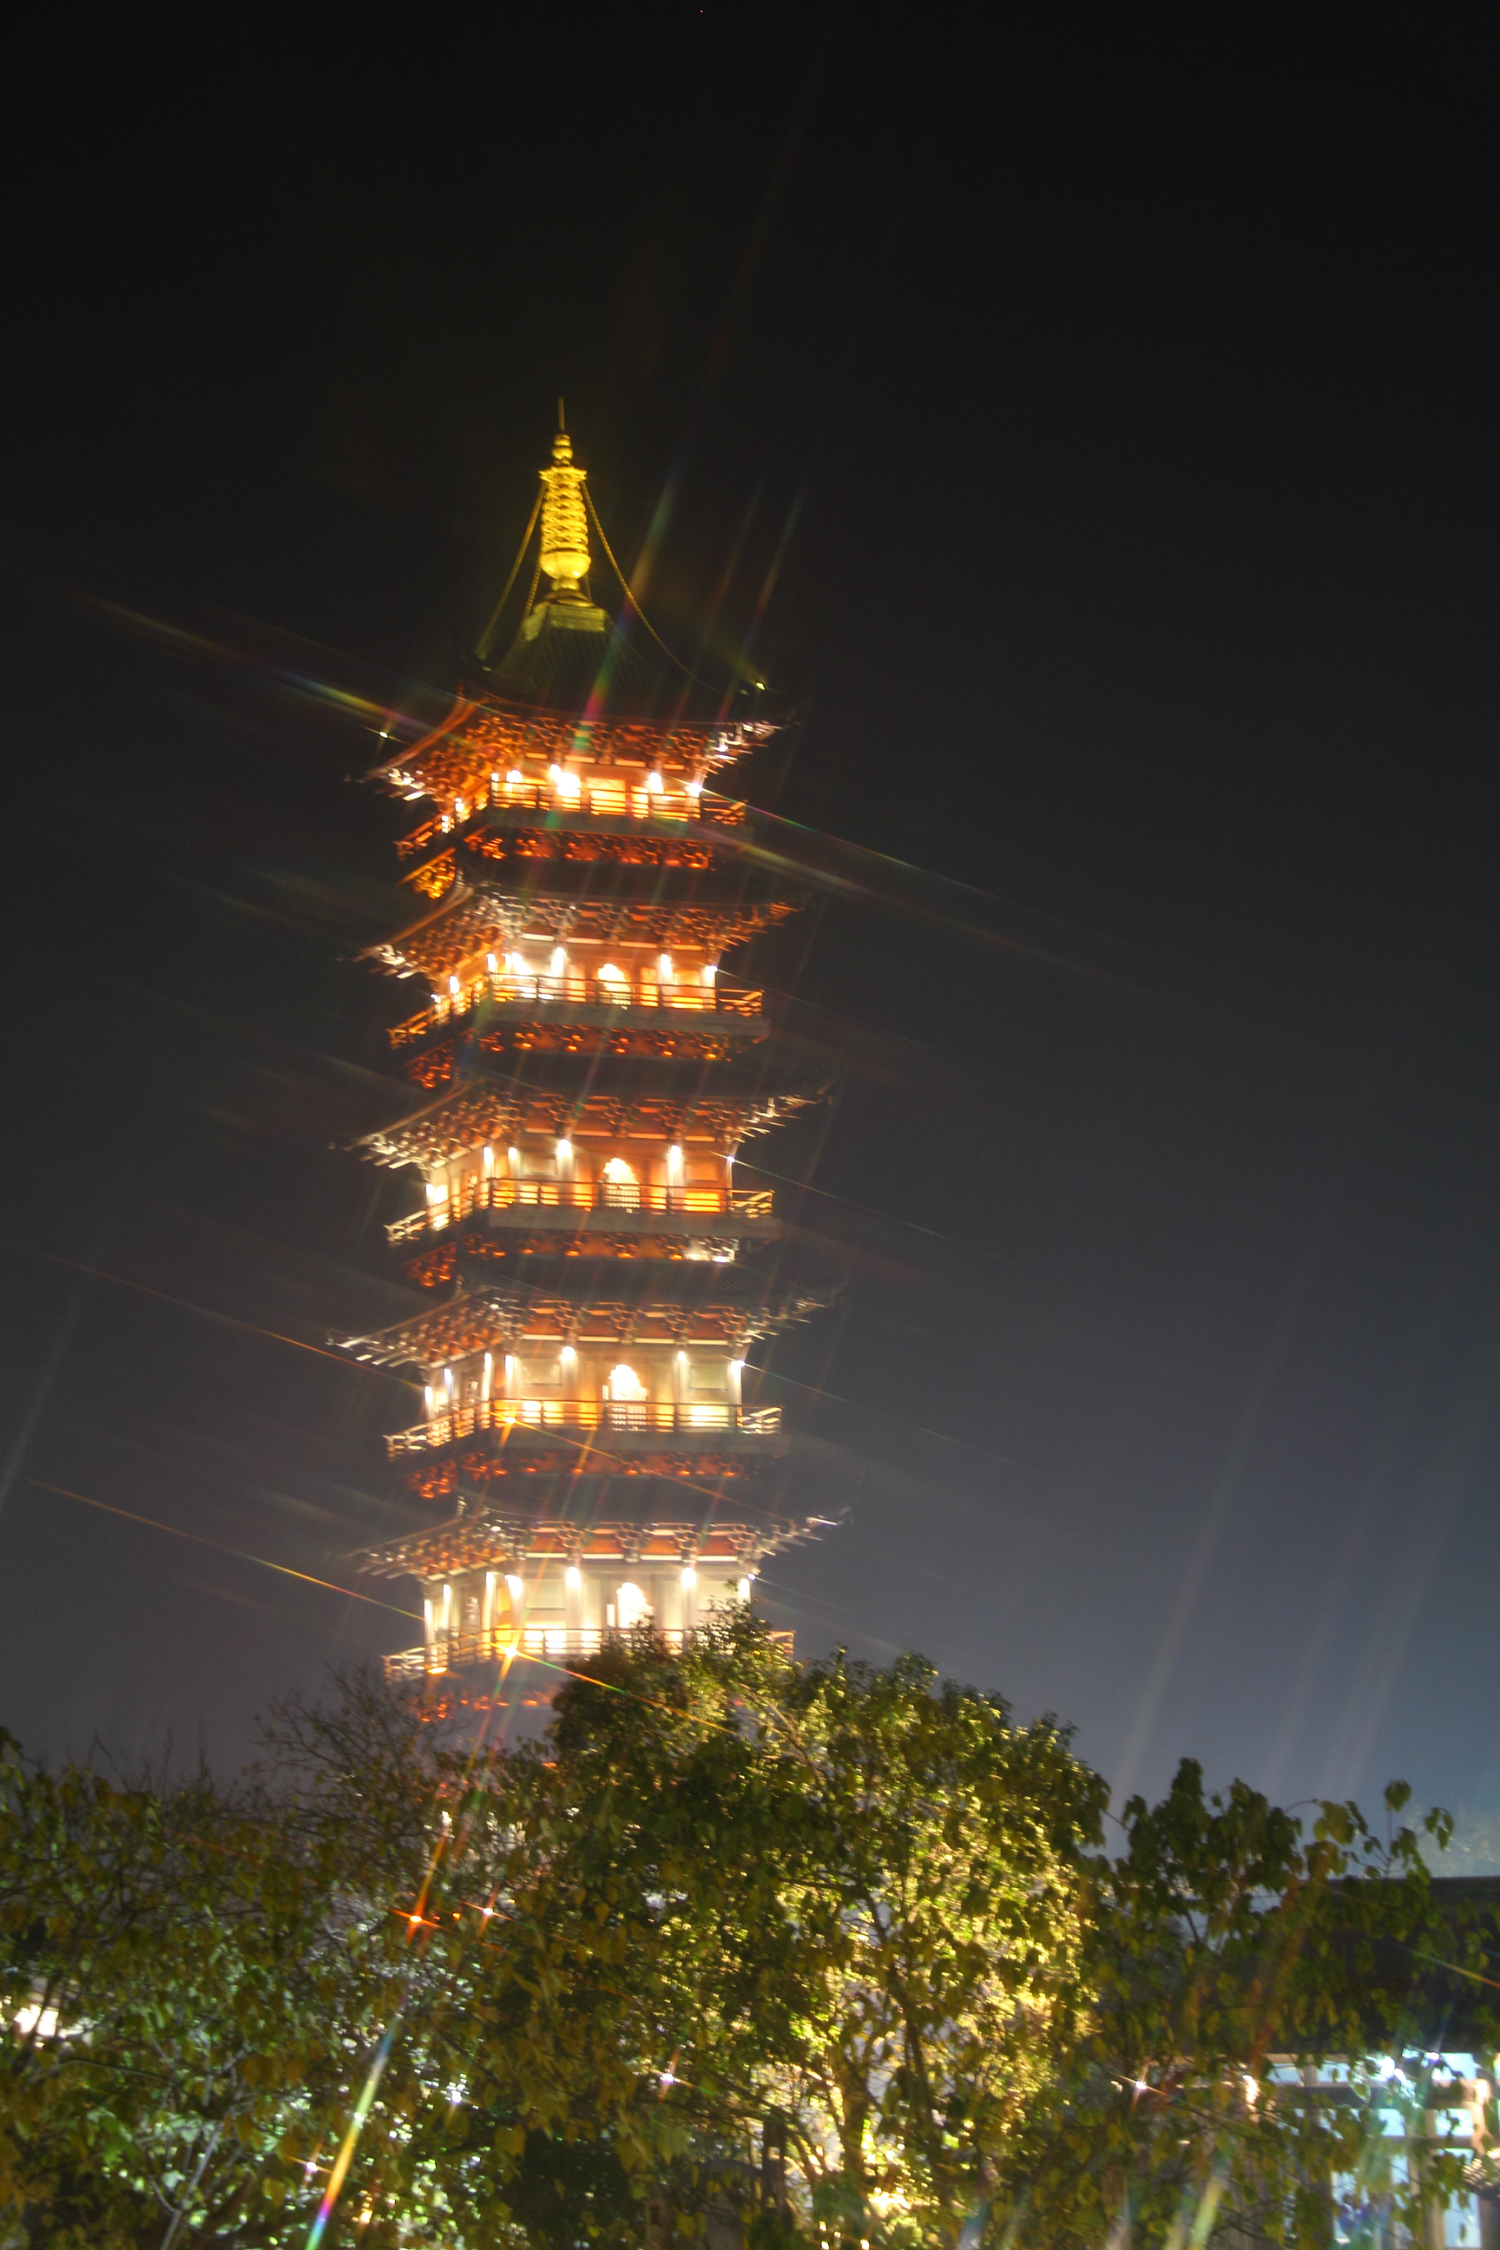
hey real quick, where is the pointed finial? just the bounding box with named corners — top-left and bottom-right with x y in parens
top-left (539, 417), bottom-right (589, 595)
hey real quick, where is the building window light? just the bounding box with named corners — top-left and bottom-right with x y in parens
top-left (444, 1367), bottom-right (455, 1395)
top-left (737, 1573), bottom-right (755, 1602)
top-left (486, 952), bottom-right (498, 972)
top-left (448, 974), bottom-right (460, 995)
top-left (506, 768), bottom-right (523, 787)
top-left (505, 1574), bottom-right (524, 1600)
top-left (646, 770), bottom-right (664, 793)
top-left (426, 1181), bottom-right (447, 1203)
top-left (659, 952), bottom-right (672, 979)
top-left (551, 946), bottom-right (567, 976)
top-left (483, 1145), bottom-right (494, 1173)
top-left (424, 1385), bottom-right (434, 1411)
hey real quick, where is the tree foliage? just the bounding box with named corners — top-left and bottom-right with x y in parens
top-left (1, 1622), bottom-right (1487, 2249)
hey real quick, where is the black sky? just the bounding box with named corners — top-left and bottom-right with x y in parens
top-left (0, 11), bottom-right (1494, 1825)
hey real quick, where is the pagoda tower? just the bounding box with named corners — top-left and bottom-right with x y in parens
top-left (344, 426), bottom-right (831, 1691)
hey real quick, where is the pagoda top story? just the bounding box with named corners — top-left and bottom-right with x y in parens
top-left (347, 419), bottom-right (833, 1703)
top-left (372, 428), bottom-right (783, 815)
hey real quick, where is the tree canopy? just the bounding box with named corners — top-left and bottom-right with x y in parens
top-left (1, 1619), bottom-right (1487, 2250)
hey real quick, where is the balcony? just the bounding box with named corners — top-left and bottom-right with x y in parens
top-left (386, 1398), bottom-right (781, 1456)
top-left (384, 1622), bottom-right (793, 1682)
top-left (388, 971), bottom-right (762, 1050)
top-left (396, 782), bottom-right (748, 858)
top-left (386, 1175), bottom-right (774, 1246)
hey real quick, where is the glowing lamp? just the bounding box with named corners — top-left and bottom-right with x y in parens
top-left (680, 1565), bottom-right (697, 1590)
top-left (565, 1563), bottom-right (582, 1589)
top-left (505, 1574), bottom-right (524, 1600)
top-left (646, 770), bottom-right (664, 793)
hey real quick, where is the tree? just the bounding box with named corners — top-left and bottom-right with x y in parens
top-left (475, 1618), bottom-right (1109, 2250)
top-left (1011, 1759), bottom-right (1479, 2250)
top-left (3, 1633), bottom-right (1484, 2250)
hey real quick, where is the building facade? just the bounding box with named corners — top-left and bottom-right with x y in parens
top-left (343, 428), bottom-right (832, 1691)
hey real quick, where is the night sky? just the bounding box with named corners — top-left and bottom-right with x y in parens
top-left (1, 14), bottom-right (1494, 1831)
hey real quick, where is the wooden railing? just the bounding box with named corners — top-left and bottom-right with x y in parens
top-left (388, 973), bottom-right (761, 1049)
top-left (386, 1176), bottom-right (773, 1245)
top-left (385, 1623), bottom-right (793, 1681)
top-left (387, 1399), bottom-right (780, 1456)
top-left (395, 784), bottom-right (748, 858)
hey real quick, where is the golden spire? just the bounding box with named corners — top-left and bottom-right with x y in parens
top-left (538, 420), bottom-right (590, 600)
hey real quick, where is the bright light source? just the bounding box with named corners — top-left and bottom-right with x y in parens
top-left (505, 1574), bottom-right (524, 1599)
top-left (560, 1344), bottom-right (576, 1362)
top-left (551, 946), bottom-right (566, 975)
top-left (506, 768), bottom-right (523, 786)
top-left (737, 1575), bottom-right (753, 1602)
top-left (681, 1565), bottom-right (697, 1590)
top-left (486, 952), bottom-right (497, 972)
top-left (686, 778), bottom-right (702, 797)
top-left (658, 952), bottom-right (672, 977)
top-left (646, 770), bottom-right (664, 793)
top-left (565, 1563), bottom-right (582, 1590)
top-left (448, 974), bottom-right (460, 995)
top-left (556, 1138), bottom-right (572, 1160)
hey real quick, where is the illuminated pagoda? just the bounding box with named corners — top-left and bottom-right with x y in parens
top-left (345, 425), bottom-right (832, 1688)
